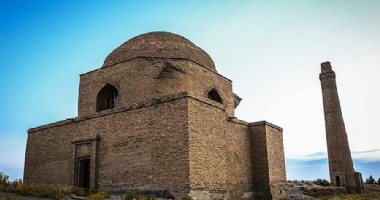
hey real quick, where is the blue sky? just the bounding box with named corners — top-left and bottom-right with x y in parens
top-left (1, 0), bottom-right (379, 181)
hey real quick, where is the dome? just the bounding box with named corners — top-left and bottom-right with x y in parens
top-left (102, 31), bottom-right (216, 72)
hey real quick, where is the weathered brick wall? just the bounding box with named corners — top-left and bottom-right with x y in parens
top-left (25, 97), bottom-right (285, 200)
top-left (187, 99), bottom-right (255, 200)
top-left (250, 121), bottom-right (287, 200)
top-left (97, 98), bottom-right (189, 194)
top-left (250, 123), bottom-right (270, 198)
top-left (25, 97), bottom-right (190, 196)
top-left (78, 58), bottom-right (234, 118)
top-left (78, 59), bottom-right (163, 117)
top-left (226, 120), bottom-right (253, 199)
top-left (184, 61), bottom-right (234, 117)
top-left (187, 98), bottom-right (229, 199)
top-left (265, 124), bottom-right (287, 200)
top-left (265, 125), bottom-right (286, 183)
top-left (24, 124), bottom-right (76, 186)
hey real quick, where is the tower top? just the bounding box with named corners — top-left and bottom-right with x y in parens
top-left (321, 61), bottom-right (332, 73)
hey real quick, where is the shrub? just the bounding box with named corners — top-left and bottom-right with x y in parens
top-left (121, 189), bottom-right (157, 200)
top-left (86, 189), bottom-right (109, 200)
top-left (0, 171), bottom-right (111, 199)
top-left (6, 179), bottom-right (24, 194)
top-left (17, 184), bottom-right (65, 198)
top-left (365, 175), bottom-right (376, 184)
top-left (177, 196), bottom-right (192, 200)
top-left (313, 179), bottom-right (330, 186)
top-left (67, 186), bottom-right (87, 196)
top-left (304, 181), bottom-right (313, 186)
top-left (3, 182), bottom-right (89, 199)
top-left (0, 172), bottom-right (9, 184)
top-left (0, 172), bottom-right (10, 192)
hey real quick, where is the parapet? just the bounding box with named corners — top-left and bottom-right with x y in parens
top-left (320, 61), bottom-right (336, 81)
top-left (249, 120), bottom-right (283, 132)
top-left (321, 61), bottom-right (332, 72)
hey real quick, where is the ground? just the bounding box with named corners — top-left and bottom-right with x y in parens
top-left (1, 184), bottom-right (379, 200)
top-left (289, 182), bottom-right (380, 200)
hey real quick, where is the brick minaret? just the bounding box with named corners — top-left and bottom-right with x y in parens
top-left (319, 61), bottom-right (363, 193)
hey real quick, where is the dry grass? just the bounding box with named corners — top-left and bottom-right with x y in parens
top-left (120, 189), bottom-right (157, 200)
top-left (85, 190), bottom-right (109, 200)
top-left (1, 179), bottom-right (108, 200)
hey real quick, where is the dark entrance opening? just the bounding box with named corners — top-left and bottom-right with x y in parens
top-left (78, 157), bottom-right (91, 189)
top-left (336, 176), bottom-right (341, 187)
top-left (207, 89), bottom-right (223, 104)
top-left (96, 84), bottom-right (118, 111)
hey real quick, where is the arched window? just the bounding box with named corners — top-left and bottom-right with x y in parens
top-left (96, 84), bottom-right (118, 111)
top-left (207, 88), bottom-right (223, 104)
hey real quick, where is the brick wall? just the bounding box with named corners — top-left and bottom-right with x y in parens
top-left (78, 58), bottom-right (234, 118)
top-left (250, 121), bottom-right (287, 200)
top-left (187, 98), bottom-right (228, 199)
top-left (25, 97), bottom-right (190, 196)
top-left (226, 120), bottom-right (253, 199)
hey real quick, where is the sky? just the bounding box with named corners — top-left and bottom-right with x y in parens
top-left (0, 0), bottom-right (379, 181)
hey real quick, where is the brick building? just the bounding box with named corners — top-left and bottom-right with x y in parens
top-left (24, 32), bottom-right (287, 199)
top-left (319, 62), bottom-right (364, 193)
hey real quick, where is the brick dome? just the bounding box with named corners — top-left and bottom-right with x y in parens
top-left (102, 31), bottom-right (216, 72)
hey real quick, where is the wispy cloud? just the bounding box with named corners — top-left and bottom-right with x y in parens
top-left (288, 149), bottom-right (380, 161)
top-left (286, 149), bottom-right (380, 180)
top-left (304, 152), bottom-right (327, 160)
top-left (352, 149), bottom-right (380, 162)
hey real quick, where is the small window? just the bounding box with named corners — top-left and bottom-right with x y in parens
top-left (207, 88), bottom-right (223, 104)
top-left (97, 84), bottom-right (118, 111)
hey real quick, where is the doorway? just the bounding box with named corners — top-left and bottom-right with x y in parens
top-left (77, 157), bottom-right (91, 188)
top-left (336, 176), bottom-right (341, 187)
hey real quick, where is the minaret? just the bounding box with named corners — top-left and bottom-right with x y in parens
top-left (319, 61), bottom-right (363, 193)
